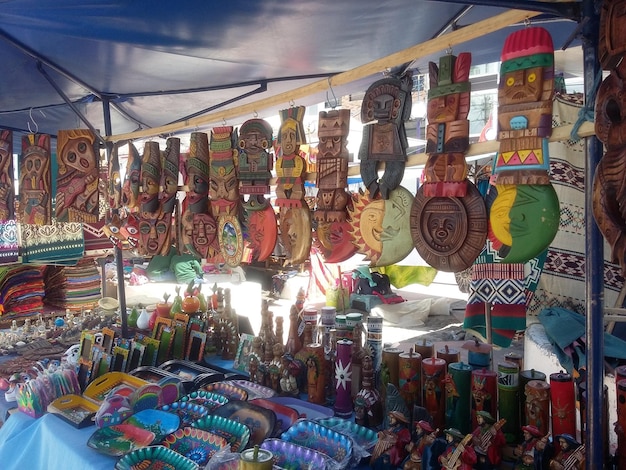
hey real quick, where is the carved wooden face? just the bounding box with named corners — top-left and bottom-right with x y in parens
top-left (318, 110), bottom-right (350, 159)
top-left (192, 212), bottom-right (217, 258)
top-left (427, 94), bottom-right (460, 123)
top-left (315, 219), bottom-right (356, 264)
top-left (122, 148), bottom-right (141, 209)
top-left (499, 66), bottom-right (544, 105)
top-left (140, 163), bottom-right (160, 213)
top-left (139, 213), bottom-right (170, 256)
top-left (279, 120), bottom-right (298, 156)
top-left (239, 128), bottom-right (270, 156)
top-left (0, 131), bottom-right (10, 173)
top-left (121, 213), bottom-right (139, 247)
top-left (246, 204), bottom-right (278, 262)
top-left (60, 135), bottom-right (97, 174)
top-left (209, 163), bottom-right (238, 216)
top-left (23, 149), bottom-right (46, 185)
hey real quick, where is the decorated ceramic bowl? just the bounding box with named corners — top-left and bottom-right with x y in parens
top-left (180, 390), bottom-right (229, 411)
top-left (281, 419), bottom-right (353, 467)
top-left (202, 382), bottom-right (248, 401)
top-left (223, 379), bottom-right (277, 400)
top-left (191, 414), bottom-right (251, 452)
top-left (159, 401), bottom-right (209, 427)
top-left (87, 423), bottom-right (156, 457)
top-left (123, 409), bottom-right (181, 442)
top-left (260, 438), bottom-right (334, 470)
top-left (211, 400), bottom-right (277, 446)
top-left (161, 427), bottom-right (229, 466)
top-left (115, 445), bottom-right (199, 470)
top-left (316, 416), bottom-right (378, 453)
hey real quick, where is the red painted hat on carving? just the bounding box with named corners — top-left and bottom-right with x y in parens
top-left (501, 26), bottom-right (554, 62)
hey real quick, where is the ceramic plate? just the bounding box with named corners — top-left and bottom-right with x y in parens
top-left (191, 414), bottom-right (251, 452)
top-left (223, 379), bottom-right (277, 400)
top-left (281, 419), bottom-right (353, 466)
top-left (161, 427), bottom-right (229, 466)
top-left (115, 445), bottom-right (199, 470)
top-left (211, 400), bottom-right (277, 445)
top-left (316, 416), bottom-right (378, 452)
top-left (87, 423), bottom-right (156, 457)
top-left (180, 390), bottom-right (229, 411)
top-left (202, 382), bottom-right (248, 401)
top-left (160, 401), bottom-right (209, 427)
top-left (249, 398), bottom-right (299, 433)
top-left (123, 409), bottom-right (181, 442)
top-left (261, 438), bottom-right (334, 470)
top-left (266, 396), bottom-right (333, 420)
top-left (160, 359), bottom-right (223, 381)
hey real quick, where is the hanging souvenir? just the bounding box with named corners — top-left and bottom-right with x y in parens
top-left (313, 218), bottom-right (357, 264)
top-left (20, 133), bottom-right (52, 225)
top-left (237, 119), bottom-right (277, 262)
top-left (181, 132), bottom-right (218, 259)
top-left (359, 72), bottom-right (413, 200)
top-left (0, 130), bottom-right (17, 264)
top-left (121, 141), bottom-right (141, 211)
top-left (209, 126), bottom-right (239, 218)
top-left (218, 214), bottom-right (244, 268)
top-left (423, 52), bottom-right (471, 197)
top-left (56, 129), bottom-right (100, 223)
top-left (107, 140), bottom-right (123, 213)
top-left (347, 187), bottom-right (413, 267)
top-left (314, 109), bottom-right (350, 221)
top-left (275, 106), bottom-right (312, 266)
top-left (593, 0), bottom-right (626, 276)
top-left (137, 142), bottom-right (170, 256)
top-left (489, 26), bottom-right (559, 263)
top-left (0, 130), bottom-right (15, 222)
top-left (159, 137), bottom-right (180, 216)
top-left (410, 51), bottom-right (487, 273)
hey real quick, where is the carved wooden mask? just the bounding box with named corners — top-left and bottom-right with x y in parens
top-left (0, 130), bottom-right (14, 221)
top-left (139, 141), bottom-right (162, 216)
top-left (209, 127), bottom-right (239, 217)
top-left (20, 133), bottom-right (51, 225)
top-left (56, 129), bottom-right (100, 223)
top-left (237, 118), bottom-right (273, 196)
top-left (159, 137), bottom-right (180, 215)
top-left (122, 142), bottom-right (141, 211)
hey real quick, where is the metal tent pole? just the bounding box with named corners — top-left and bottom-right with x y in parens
top-left (102, 97), bottom-right (129, 339)
top-left (581, 0), bottom-right (603, 466)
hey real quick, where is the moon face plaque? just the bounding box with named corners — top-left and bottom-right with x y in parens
top-left (410, 181), bottom-right (487, 272)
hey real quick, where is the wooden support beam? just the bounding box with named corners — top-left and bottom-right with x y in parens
top-left (106, 8), bottom-right (542, 142)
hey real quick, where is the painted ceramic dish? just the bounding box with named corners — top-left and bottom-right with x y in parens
top-left (267, 396), bottom-right (333, 420)
top-left (129, 366), bottom-right (180, 383)
top-left (202, 382), bottom-right (248, 401)
top-left (123, 409), bottom-right (180, 442)
top-left (249, 398), bottom-right (299, 433)
top-left (260, 438), bottom-right (334, 470)
top-left (180, 390), bottom-right (229, 411)
top-left (161, 427), bottom-right (229, 466)
top-left (316, 416), bottom-right (378, 453)
top-left (281, 419), bottom-right (353, 467)
top-left (223, 379), bottom-right (277, 400)
top-left (83, 372), bottom-right (149, 404)
top-left (87, 423), bottom-right (155, 457)
top-left (115, 445), bottom-right (199, 470)
top-left (211, 400), bottom-right (277, 446)
top-left (191, 414), bottom-right (251, 452)
top-left (160, 401), bottom-right (209, 427)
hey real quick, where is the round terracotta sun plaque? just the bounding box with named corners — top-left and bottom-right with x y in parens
top-left (410, 181), bottom-right (487, 272)
top-left (244, 202), bottom-right (278, 262)
top-left (218, 214), bottom-right (244, 267)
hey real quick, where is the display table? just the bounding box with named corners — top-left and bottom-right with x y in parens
top-left (0, 412), bottom-right (116, 469)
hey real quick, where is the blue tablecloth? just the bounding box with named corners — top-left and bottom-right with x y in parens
top-left (0, 412), bottom-right (117, 470)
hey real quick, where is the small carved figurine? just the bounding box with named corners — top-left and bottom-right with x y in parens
top-left (513, 424), bottom-right (551, 470)
top-left (439, 428), bottom-right (476, 470)
top-left (370, 410), bottom-right (412, 469)
top-left (402, 419), bottom-right (438, 470)
top-left (471, 411), bottom-right (506, 470)
top-left (548, 434), bottom-right (584, 470)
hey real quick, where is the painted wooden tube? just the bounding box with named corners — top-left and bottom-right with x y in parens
top-left (616, 379), bottom-right (626, 468)
top-left (504, 352), bottom-right (523, 371)
top-left (366, 316), bottom-right (383, 372)
top-left (334, 339), bottom-right (353, 418)
top-left (422, 356), bottom-right (447, 430)
top-left (549, 371), bottom-right (576, 438)
top-left (436, 344), bottom-right (461, 367)
top-left (399, 348), bottom-right (422, 410)
top-left (304, 342), bottom-right (326, 405)
top-left (414, 339), bottom-right (434, 359)
top-left (471, 368), bottom-right (498, 430)
top-left (497, 361), bottom-right (520, 444)
top-left (524, 379), bottom-right (550, 436)
top-left (382, 347), bottom-right (402, 388)
top-left (446, 361), bottom-right (472, 434)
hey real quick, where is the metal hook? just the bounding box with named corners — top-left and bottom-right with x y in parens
top-left (27, 108), bottom-right (39, 134)
top-left (289, 99), bottom-right (295, 107)
top-left (446, 45), bottom-right (453, 55)
top-left (253, 110), bottom-right (259, 118)
top-left (222, 118), bottom-right (227, 126)
top-left (326, 77), bottom-right (339, 109)
top-left (524, 17), bottom-right (531, 28)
